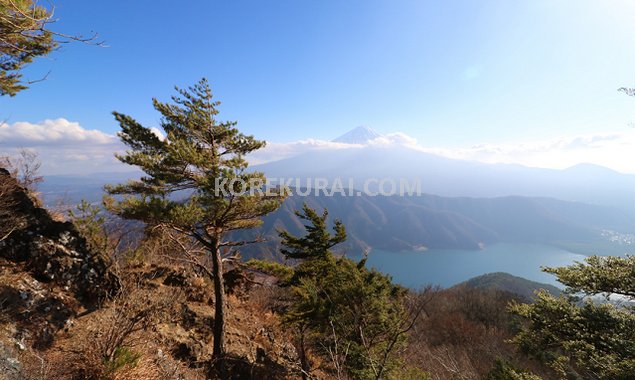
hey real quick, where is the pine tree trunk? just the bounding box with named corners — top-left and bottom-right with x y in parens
top-left (299, 328), bottom-right (309, 380)
top-left (211, 240), bottom-right (227, 379)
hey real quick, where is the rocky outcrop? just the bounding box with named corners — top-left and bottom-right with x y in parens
top-left (0, 169), bottom-right (300, 378)
top-left (0, 168), bottom-right (118, 305)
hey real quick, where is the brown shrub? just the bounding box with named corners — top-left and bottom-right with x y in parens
top-left (402, 286), bottom-right (531, 379)
top-left (0, 169), bottom-right (26, 241)
top-left (50, 273), bottom-right (182, 379)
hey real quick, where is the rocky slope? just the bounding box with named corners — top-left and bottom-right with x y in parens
top-left (0, 168), bottom-right (119, 304)
top-left (1, 168), bottom-right (120, 378)
top-left (0, 169), bottom-right (302, 379)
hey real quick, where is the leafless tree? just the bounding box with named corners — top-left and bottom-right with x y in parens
top-left (0, 167), bottom-right (25, 241)
top-left (1, 148), bottom-right (43, 194)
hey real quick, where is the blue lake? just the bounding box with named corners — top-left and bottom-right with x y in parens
top-left (365, 243), bottom-right (589, 289)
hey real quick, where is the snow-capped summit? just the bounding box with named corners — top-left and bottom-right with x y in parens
top-left (333, 126), bottom-right (382, 144)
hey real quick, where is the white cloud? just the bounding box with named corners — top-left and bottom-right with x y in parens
top-left (251, 129), bottom-right (635, 174)
top-left (248, 133), bottom-right (424, 164)
top-left (369, 132), bottom-right (419, 146)
top-left (420, 132), bottom-right (635, 173)
top-left (248, 139), bottom-right (364, 165)
top-left (0, 118), bottom-right (115, 145)
top-left (0, 118), bottom-right (130, 175)
top-left (149, 127), bottom-right (166, 141)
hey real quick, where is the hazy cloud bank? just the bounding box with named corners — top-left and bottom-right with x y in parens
top-left (253, 130), bottom-right (635, 173)
top-left (2, 118), bottom-right (635, 175)
top-left (421, 132), bottom-right (635, 173)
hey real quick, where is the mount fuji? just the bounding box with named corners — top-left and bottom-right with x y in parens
top-left (332, 126), bottom-right (383, 144)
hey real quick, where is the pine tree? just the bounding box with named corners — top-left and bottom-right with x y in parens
top-left (1, 0), bottom-right (101, 96)
top-left (279, 203), bottom-right (346, 260)
top-left (105, 79), bottom-right (284, 377)
top-left (279, 204), bottom-right (413, 380)
top-left (510, 255), bottom-right (635, 379)
top-left (0, 0), bottom-right (55, 96)
top-left (278, 203), bottom-right (347, 289)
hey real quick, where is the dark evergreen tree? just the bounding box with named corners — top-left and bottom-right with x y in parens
top-left (279, 204), bottom-right (414, 380)
top-left (279, 203), bottom-right (346, 260)
top-left (510, 255), bottom-right (635, 379)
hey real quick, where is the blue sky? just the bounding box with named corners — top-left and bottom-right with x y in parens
top-left (2, 0), bottom-right (635, 174)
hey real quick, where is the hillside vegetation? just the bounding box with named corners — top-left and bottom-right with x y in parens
top-left (455, 272), bottom-right (562, 301)
top-left (230, 193), bottom-right (635, 259)
top-left (3, 155), bottom-right (635, 379)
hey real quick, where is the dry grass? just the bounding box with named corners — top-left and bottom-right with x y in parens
top-left (20, 269), bottom-right (186, 380)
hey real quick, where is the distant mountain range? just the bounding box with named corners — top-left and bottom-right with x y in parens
top-left (42, 127), bottom-right (635, 212)
top-left (254, 143), bottom-right (635, 214)
top-left (38, 127), bottom-right (635, 260)
top-left (230, 192), bottom-right (635, 260)
top-left (39, 171), bottom-right (139, 205)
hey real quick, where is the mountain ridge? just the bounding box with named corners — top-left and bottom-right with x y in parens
top-left (332, 126), bottom-right (382, 144)
top-left (455, 272), bottom-right (562, 301)
top-left (253, 143), bottom-right (635, 212)
top-left (230, 192), bottom-right (635, 260)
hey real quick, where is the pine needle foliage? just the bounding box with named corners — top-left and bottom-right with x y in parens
top-left (510, 256), bottom-right (635, 379)
top-left (0, 0), bottom-right (56, 95)
top-left (279, 204), bottom-right (410, 380)
top-left (105, 78), bottom-right (284, 377)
